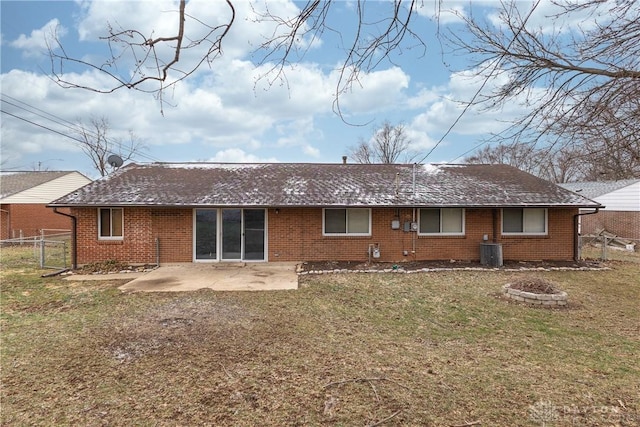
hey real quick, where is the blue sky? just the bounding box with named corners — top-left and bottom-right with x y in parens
top-left (1, 0), bottom-right (554, 178)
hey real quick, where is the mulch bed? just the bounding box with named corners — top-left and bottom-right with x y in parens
top-left (299, 259), bottom-right (601, 273)
top-left (506, 277), bottom-right (561, 294)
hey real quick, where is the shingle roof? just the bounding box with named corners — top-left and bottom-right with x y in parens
top-left (49, 162), bottom-right (600, 208)
top-left (0, 171), bottom-right (73, 199)
top-left (559, 179), bottom-right (640, 200)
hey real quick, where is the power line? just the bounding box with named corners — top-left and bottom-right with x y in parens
top-left (419, 0), bottom-right (542, 165)
top-left (0, 109), bottom-right (88, 145)
top-left (0, 93), bottom-right (160, 163)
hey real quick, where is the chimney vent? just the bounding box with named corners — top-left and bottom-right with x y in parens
top-left (342, 156), bottom-right (347, 164)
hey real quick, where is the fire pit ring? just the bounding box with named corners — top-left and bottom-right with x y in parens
top-left (502, 283), bottom-right (568, 307)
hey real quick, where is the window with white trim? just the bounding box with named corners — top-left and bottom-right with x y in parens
top-left (98, 208), bottom-right (123, 239)
top-left (419, 208), bottom-right (464, 235)
top-left (323, 208), bottom-right (371, 236)
top-left (502, 208), bottom-right (547, 235)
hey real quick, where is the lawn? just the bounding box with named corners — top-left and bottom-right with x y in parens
top-left (1, 248), bottom-right (639, 426)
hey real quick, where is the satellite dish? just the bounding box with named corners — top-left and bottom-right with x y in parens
top-left (107, 154), bottom-right (124, 168)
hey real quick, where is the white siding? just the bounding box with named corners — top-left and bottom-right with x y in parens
top-left (2, 172), bottom-right (91, 204)
top-left (595, 181), bottom-right (640, 212)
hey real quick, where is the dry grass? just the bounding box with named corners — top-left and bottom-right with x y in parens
top-left (1, 247), bottom-right (639, 426)
top-left (581, 243), bottom-right (639, 264)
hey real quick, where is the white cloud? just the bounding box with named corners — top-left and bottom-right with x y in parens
top-left (337, 66), bottom-right (410, 115)
top-left (9, 18), bottom-right (66, 58)
top-left (0, 56), bottom-right (330, 172)
top-left (302, 144), bottom-right (320, 158)
top-left (73, 0), bottom-right (322, 85)
top-left (206, 148), bottom-right (278, 163)
top-left (403, 65), bottom-right (544, 160)
top-left (414, 1), bottom-right (466, 24)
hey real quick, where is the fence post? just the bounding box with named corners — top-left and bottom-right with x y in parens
top-left (39, 237), bottom-right (45, 268)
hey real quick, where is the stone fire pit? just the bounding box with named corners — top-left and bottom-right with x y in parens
top-left (502, 277), bottom-right (567, 307)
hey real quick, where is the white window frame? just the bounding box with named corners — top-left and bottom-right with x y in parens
top-left (501, 208), bottom-right (548, 235)
top-left (418, 208), bottom-right (465, 236)
top-left (98, 207), bottom-right (124, 240)
top-left (322, 208), bottom-right (371, 236)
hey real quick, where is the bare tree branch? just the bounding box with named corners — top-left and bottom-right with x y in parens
top-left (449, 0), bottom-right (640, 179)
top-left (47, 1), bottom-right (425, 119)
top-left (47, 0), bottom-right (235, 113)
top-left (75, 116), bottom-right (147, 177)
top-left (347, 121), bottom-right (416, 164)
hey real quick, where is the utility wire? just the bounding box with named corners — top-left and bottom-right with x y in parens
top-left (418, 0), bottom-right (542, 165)
top-left (0, 109), bottom-right (88, 145)
top-left (1, 94), bottom-right (160, 163)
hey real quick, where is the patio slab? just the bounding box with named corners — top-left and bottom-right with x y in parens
top-left (116, 262), bottom-right (299, 292)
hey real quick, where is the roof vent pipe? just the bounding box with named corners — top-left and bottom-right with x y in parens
top-left (342, 156), bottom-right (347, 164)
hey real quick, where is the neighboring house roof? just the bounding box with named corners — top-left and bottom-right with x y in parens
top-left (0, 171), bottom-right (92, 204)
top-left (560, 179), bottom-right (639, 212)
top-left (50, 162), bottom-right (599, 208)
top-left (559, 179), bottom-right (640, 200)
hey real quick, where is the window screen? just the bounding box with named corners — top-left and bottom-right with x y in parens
top-left (419, 209), bottom-right (440, 233)
top-left (503, 209), bottom-right (524, 233)
top-left (324, 209), bottom-right (346, 233)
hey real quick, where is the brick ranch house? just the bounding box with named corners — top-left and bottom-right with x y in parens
top-left (1, 171), bottom-right (91, 240)
top-left (49, 162), bottom-right (600, 268)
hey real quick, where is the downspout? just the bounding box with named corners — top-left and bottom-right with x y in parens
top-left (492, 208), bottom-right (498, 243)
top-left (573, 208), bottom-right (600, 261)
top-left (53, 208), bottom-right (77, 269)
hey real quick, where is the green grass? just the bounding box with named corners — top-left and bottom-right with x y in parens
top-left (1, 248), bottom-right (639, 426)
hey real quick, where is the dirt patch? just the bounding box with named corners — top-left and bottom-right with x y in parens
top-left (102, 295), bottom-right (256, 364)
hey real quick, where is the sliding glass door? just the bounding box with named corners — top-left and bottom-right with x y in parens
top-left (222, 209), bottom-right (242, 260)
top-left (194, 209), bottom-right (217, 260)
top-left (195, 208), bottom-right (265, 261)
top-left (243, 209), bottom-right (265, 261)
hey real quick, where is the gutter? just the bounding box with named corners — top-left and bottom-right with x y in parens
top-left (573, 207), bottom-right (601, 262)
top-left (52, 208), bottom-right (77, 269)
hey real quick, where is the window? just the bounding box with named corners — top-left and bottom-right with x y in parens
top-left (323, 208), bottom-right (371, 235)
top-left (98, 208), bottom-right (123, 239)
top-left (502, 208), bottom-right (547, 235)
top-left (419, 208), bottom-right (464, 235)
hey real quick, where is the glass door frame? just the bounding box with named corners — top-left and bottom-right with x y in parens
top-left (192, 208), bottom-right (268, 262)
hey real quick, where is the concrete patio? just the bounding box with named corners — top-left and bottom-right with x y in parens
top-left (66, 262), bottom-right (299, 292)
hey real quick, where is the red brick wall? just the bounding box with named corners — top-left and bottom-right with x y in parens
top-left (73, 207), bottom-right (193, 265)
top-left (151, 208), bottom-right (193, 263)
top-left (269, 207), bottom-right (577, 262)
top-left (0, 204), bottom-right (72, 239)
top-left (74, 207), bottom-right (154, 265)
top-left (580, 211), bottom-right (640, 241)
top-left (72, 206), bottom-right (578, 265)
top-left (499, 208), bottom-right (576, 261)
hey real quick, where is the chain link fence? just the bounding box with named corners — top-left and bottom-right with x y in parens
top-left (0, 230), bottom-right (71, 270)
top-left (578, 234), bottom-right (638, 261)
